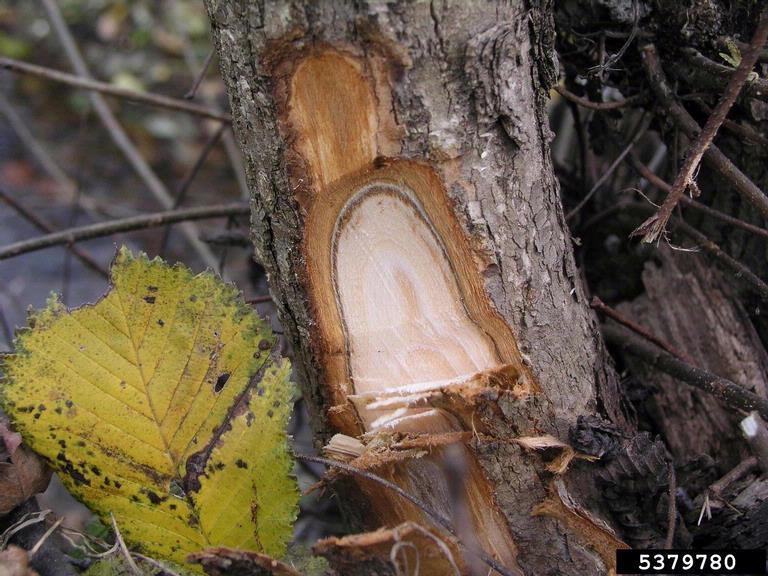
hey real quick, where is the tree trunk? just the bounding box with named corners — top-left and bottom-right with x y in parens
top-left (206, 2), bottom-right (626, 574)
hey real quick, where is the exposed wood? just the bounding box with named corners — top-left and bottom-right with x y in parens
top-left (207, 2), bottom-right (625, 574)
top-left (274, 45), bottom-right (525, 574)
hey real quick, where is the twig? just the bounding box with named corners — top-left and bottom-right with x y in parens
top-left (628, 153), bottom-right (768, 241)
top-left (673, 46), bottom-right (768, 101)
top-left (710, 457), bottom-right (758, 498)
top-left (639, 43), bottom-right (768, 224)
top-left (28, 517), bottom-right (63, 558)
top-left (553, 85), bottom-right (643, 110)
top-left (159, 122), bottom-right (228, 255)
top-left (0, 188), bottom-right (108, 277)
top-left (294, 453), bottom-right (516, 576)
top-left (0, 202), bottom-right (249, 262)
top-left (740, 412), bottom-right (768, 473)
top-left (602, 324), bottom-right (768, 420)
top-left (674, 220), bottom-right (768, 301)
top-left (110, 514), bottom-right (140, 576)
top-left (202, 230), bottom-right (251, 247)
top-left (167, 2), bottom-right (249, 200)
top-left (665, 464), bottom-right (676, 549)
top-left (39, 0), bottom-right (218, 270)
top-left (634, 13), bottom-right (768, 243)
top-left (566, 117), bottom-right (648, 221)
top-left (184, 48), bottom-right (215, 100)
top-left (0, 57), bottom-right (230, 123)
top-left (691, 98), bottom-right (768, 147)
top-left (590, 296), bottom-right (693, 363)
top-left (247, 295), bottom-right (273, 305)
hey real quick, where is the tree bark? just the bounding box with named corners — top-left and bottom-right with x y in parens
top-left (206, 2), bottom-right (626, 574)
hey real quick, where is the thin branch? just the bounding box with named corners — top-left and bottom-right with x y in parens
top-left (159, 123), bottom-right (228, 255)
top-left (553, 85), bottom-right (643, 110)
top-left (38, 0), bottom-right (218, 269)
top-left (0, 57), bottom-right (231, 123)
top-left (673, 46), bottom-right (768, 101)
top-left (628, 153), bottom-right (768, 240)
top-left (603, 324), bottom-right (768, 420)
top-left (634, 13), bottom-right (768, 243)
top-left (665, 464), bottom-right (677, 549)
top-left (674, 219), bottom-right (768, 301)
top-left (692, 98), bottom-right (768, 147)
top-left (0, 188), bottom-right (108, 277)
top-left (590, 296), bottom-right (693, 363)
top-left (566, 116), bottom-right (648, 221)
top-left (0, 203), bottom-right (249, 262)
top-left (639, 43), bottom-right (768, 225)
top-left (294, 453), bottom-right (516, 576)
top-left (184, 48), bottom-right (216, 100)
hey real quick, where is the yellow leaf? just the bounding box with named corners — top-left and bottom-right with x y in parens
top-left (1, 248), bottom-right (297, 566)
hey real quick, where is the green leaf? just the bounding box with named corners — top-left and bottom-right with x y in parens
top-left (1, 248), bottom-right (298, 567)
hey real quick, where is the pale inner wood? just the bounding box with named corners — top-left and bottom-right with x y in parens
top-left (334, 184), bottom-right (501, 428)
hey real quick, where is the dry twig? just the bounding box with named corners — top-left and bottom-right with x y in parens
top-left (553, 85), bottom-right (643, 110)
top-left (0, 203), bottom-right (249, 262)
top-left (634, 11), bottom-right (768, 242)
top-left (39, 0), bottom-right (218, 269)
top-left (0, 57), bottom-right (230, 123)
top-left (603, 324), bottom-right (768, 419)
top-left (639, 43), bottom-right (768, 228)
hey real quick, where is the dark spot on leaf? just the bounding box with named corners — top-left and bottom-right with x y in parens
top-left (34, 413), bottom-right (41, 420)
top-left (114, 481), bottom-right (122, 489)
top-left (157, 319), bottom-right (165, 327)
top-left (189, 295), bottom-right (197, 302)
top-left (90, 465), bottom-right (101, 476)
top-left (170, 504), bottom-right (177, 510)
top-left (38, 404), bottom-right (46, 411)
top-left (65, 400), bottom-right (74, 408)
top-left (57, 452), bottom-right (66, 462)
top-left (215, 462), bottom-right (225, 471)
top-left (147, 285), bottom-right (158, 292)
top-left (235, 459), bottom-right (248, 469)
top-left (103, 477), bottom-right (111, 486)
top-left (54, 407), bottom-right (62, 414)
top-left (246, 412), bottom-right (255, 427)
top-left (143, 296), bottom-right (156, 304)
top-left (18, 405), bottom-right (35, 413)
top-left (58, 439), bottom-right (66, 449)
top-left (258, 339), bottom-right (271, 351)
top-left (146, 491), bottom-right (162, 505)
top-left (257, 387), bottom-right (265, 396)
top-left (131, 495), bottom-right (139, 503)
top-left (267, 410), bottom-right (274, 418)
top-left (273, 400), bottom-right (281, 408)
top-left (76, 440), bottom-right (86, 447)
top-left (214, 373), bottom-right (230, 393)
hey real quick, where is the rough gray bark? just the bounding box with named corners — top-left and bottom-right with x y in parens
top-left (206, 1), bottom-right (625, 574)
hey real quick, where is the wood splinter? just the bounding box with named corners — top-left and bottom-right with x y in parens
top-left (270, 43), bottom-right (535, 574)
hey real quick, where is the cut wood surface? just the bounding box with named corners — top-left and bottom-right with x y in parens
top-left (280, 45), bottom-right (525, 574)
top-left (208, 2), bottom-right (625, 574)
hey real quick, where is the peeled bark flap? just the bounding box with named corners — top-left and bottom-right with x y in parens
top-left (207, 2), bottom-right (620, 575)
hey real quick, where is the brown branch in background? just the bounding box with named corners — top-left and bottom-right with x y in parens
top-left (0, 203), bottom-right (249, 262)
top-left (553, 85), bottom-right (642, 110)
top-left (628, 153), bottom-right (768, 240)
top-left (0, 188), bottom-right (108, 277)
top-left (590, 296), bottom-right (692, 363)
top-left (0, 57), bottom-right (231, 123)
top-left (159, 123), bottom-right (228, 255)
top-left (634, 12), bottom-right (768, 243)
top-left (566, 117), bottom-right (648, 221)
top-left (602, 324), bottom-right (768, 419)
top-left (184, 48), bottom-right (215, 100)
top-left (673, 47), bottom-right (768, 101)
top-left (691, 99), bottom-right (768, 147)
top-left (247, 295), bottom-right (273, 305)
top-left (293, 453), bottom-right (516, 576)
top-left (665, 464), bottom-right (676, 549)
top-left (38, 0), bottom-right (218, 269)
top-left (674, 220), bottom-right (768, 301)
top-left (639, 44), bottom-right (768, 223)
